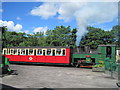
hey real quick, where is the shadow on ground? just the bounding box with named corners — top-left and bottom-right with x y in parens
top-left (1, 84), bottom-right (54, 90)
top-left (1, 84), bottom-right (21, 90)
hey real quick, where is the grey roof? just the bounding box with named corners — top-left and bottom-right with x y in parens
top-left (6, 46), bottom-right (70, 49)
top-left (98, 44), bottom-right (116, 46)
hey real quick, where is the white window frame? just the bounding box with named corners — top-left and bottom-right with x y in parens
top-left (61, 48), bottom-right (66, 56)
top-left (56, 49), bottom-right (62, 56)
top-left (2, 48), bottom-right (7, 54)
top-left (42, 49), bottom-right (47, 55)
top-left (51, 48), bottom-right (56, 56)
top-left (21, 48), bottom-right (26, 55)
top-left (46, 49), bottom-right (52, 56)
top-left (29, 48), bottom-right (34, 55)
top-left (37, 48), bottom-right (43, 55)
top-left (10, 48), bottom-right (14, 55)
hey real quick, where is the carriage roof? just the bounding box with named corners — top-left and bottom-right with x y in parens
top-left (5, 46), bottom-right (70, 49)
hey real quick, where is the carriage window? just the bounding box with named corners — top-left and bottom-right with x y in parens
top-left (7, 49), bottom-right (9, 54)
top-left (47, 49), bottom-right (51, 56)
top-left (2, 49), bottom-right (4, 54)
top-left (21, 49), bottom-right (25, 55)
top-left (8, 49), bottom-right (10, 54)
top-left (10, 49), bottom-right (14, 55)
top-left (13, 49), bottom-right (17, 55)
top-left (34, 49), bottom-right (36, 55)
top-left (26, 49), bottom-right (29, 55)
top-left (62, 49), bottom-right (66, 56)
top-left (18, 49), bottom-right (20, 55)
top-left (52, 49), bottom-right (55, 56)
top-left (37, 49), bottom-right (42, 55)
top-left (43, 50), bottom-right (46, 56)
top-left (56, 49), bottom-right (61, 56)
top-left (29, 49), bottom-right (34, 55)
top-left (3, 49), bottom-right (7, 54)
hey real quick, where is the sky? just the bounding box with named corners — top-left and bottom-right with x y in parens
top-left (0, 1), bottom-right (118, 45)
top-left (1, 2), bottom-right (78, 33)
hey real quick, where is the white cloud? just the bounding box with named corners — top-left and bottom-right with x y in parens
top-left (0, 9), bottom-right (3, 12)
top-left (31, 3), bottom-right (58, 19)
top-left (14, 24), bottom-right (22, 31)
top-left (74, 2), bottom-right (117, 45)
top-left (35, 0), bottom-right (119, 2)
top-left (33, 26), bottom-right (48, 34)
top-left (0, 20), bottom-right (23, 32)
top-left (24, 30), bottom-right (29, 33)
top-left (16, 17), bottom-right (21, 20)
top-left (58, 2), bottom-right (87, 22)
top-left (1, 0), bottom-right (119, 2)
top-left (31, 2), bottom-right (117, 45)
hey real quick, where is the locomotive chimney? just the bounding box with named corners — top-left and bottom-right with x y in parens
top-left (84, 46), bottom-right (90, 53)
top-left (76, 46), bottom-right (80, 53)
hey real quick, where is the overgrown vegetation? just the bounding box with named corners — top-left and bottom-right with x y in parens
top-left (3, 25), bottom-right (120, 48)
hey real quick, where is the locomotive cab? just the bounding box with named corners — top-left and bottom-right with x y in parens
top-left (97, 45), bottom-right (116, 64)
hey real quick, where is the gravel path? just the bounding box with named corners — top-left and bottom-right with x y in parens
top-left (1, 64), bottom-right (118, 88)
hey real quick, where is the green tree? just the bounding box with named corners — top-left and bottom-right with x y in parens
top-left (71, 28), bottom-right (77, 48)
top-left (45, 25), bottom-right (76, 46)
top-left (34, 32), bottom-right (47, 46)
top-left (111, 25), bottom-right (120, 47)
top-left (6, 31), bottom-right (27, 47)
top-left (80, 26), bottom-right (115, 49)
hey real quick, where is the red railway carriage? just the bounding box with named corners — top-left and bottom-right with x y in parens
top-left (2, 47), bottom-right (71, 65)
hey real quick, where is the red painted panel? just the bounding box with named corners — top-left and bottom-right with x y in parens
top-left (55, 56), bottom-right (66, 63)
top-left (20, 55), bottom-right (28, 62)
top-left (29, 56), bottom-right (37, 62)
top-left (36, 56), bottom-right (46, 63)
top-left (20, 55), bottom-right (37, 62)
top-left (45, 56), bottom-right (55, 63)
top-left (5, 48), bottom-right (71, 64)
top-left (13, 55), bottom-right (21, 61)
top-left (6, 55), bottom-right (14, 61)
top-left (6, 55), bottom-right (11, 59)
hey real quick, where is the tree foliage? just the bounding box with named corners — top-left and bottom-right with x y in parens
top-left (111, 25), bottom-right (120, 46)
top-left (45, 26), bottom-right (77, 47)
top-left (5, 25), bottom-right (77, 47)
top-left (80, 26), bottom-right (118, 49)
top-left (2, 25), bottom-right (119, 48)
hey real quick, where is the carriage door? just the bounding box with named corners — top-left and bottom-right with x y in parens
top-left (42, 49), bottom-right (46, 63)
top-left (106, 46), bottom-right (112, 58)
top-left (26, 49), bottom-right (29, 55)
top-left (52, 49), bottom-right (56, 63)
top-left (33, 49), bottom-right (37, 62)
top-left (52, 49), bottom-right (55, 56)
top-left (43, 50), bottom-right (46, 56)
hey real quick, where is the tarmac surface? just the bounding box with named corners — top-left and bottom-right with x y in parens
top-left (0, 64), bottom-right (118, 88)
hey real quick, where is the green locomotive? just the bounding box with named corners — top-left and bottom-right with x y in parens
top-left (71, 45), bottom-right (116, 69)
